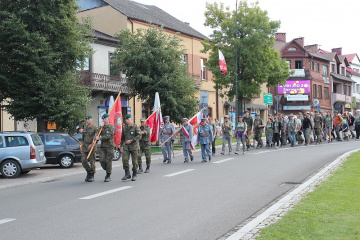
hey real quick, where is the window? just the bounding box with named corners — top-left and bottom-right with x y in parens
top-left (0, 137), bottom-right (4, 148)
top-left (322, 65), bottom-right (328, 76)
top-left (348, 86), bottom-right (351, 96)
top-left (333, 84), bottom-right (337, 93)
top-left (310, 61), bottom-right (314, 70)
top-left (324, 87), bottom-right (329, 99)
top-left (313, 84), bottom-right (317, 98)
top-left (288, 47), bottom-right (297, 51)
top-left (286, 60), bottom-right (291, 69)
top-left (109, 53), bottom-right (120, 76)
top-left (295, 60), bottom-right (303, 69)
top-left (142, 103), bottom-right (148, 119)
top-left (357, 84), bottom-right (360, 93)
top-left (315, 63), bottom-right (320, 72)
top-left (331, 64), bottom-right (335, 73)
top-left (201, 59), bottom-right (207, 81)
top-left (344, 85), bottom-right (347, 95)
top-left (30, 134), bottom-right (43, 146)
top-left (5, 136), bottom-right (29, 147)
top-left (76, 58), bottom-right (90, 71)
top-left (341, 66), bottom-right (345, 75)
top-left (318, 85), bottom-right (322, 98)
top-left (45, 135), bottom-right (67, 145)
top-left (180, 54), bottom-right (188, 71)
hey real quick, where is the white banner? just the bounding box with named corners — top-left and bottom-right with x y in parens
top-left (283, 106), bottom-right (311, 110)
top-left (287, 95), bottom-right (309, 101)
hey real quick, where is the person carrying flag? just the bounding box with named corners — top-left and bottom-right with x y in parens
top-left (180, 118), bottom-right (194, 163)
top-left (160, 116), bottom-right (175, 163)
top-left (197, 118), bottom-right (213, 162)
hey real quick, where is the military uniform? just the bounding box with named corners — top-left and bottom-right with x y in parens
top-left (180, 119), bottom-right (193, 163)
top-left (197, 122), bottom-right (213, 162)
top-left (265, 121), bottom-right (273, 147)
top-left (121, 121), bottom-right (141, 175)
top-left (160, 118), bottom-right (175, 163)
top-left (243, 115), bottom-right (253, 150)
top-left (280, 117), bottom-right (287, 146)
top-left (253, 117), bottom-right (264, 148)
top-left (221, 117), bottom-right (233, 154)
top-left (99, 123), bottom-right (115, 176)
top-left (314, 114), bottom-right (323, 144)
top-left (137, 123), bottom-right (151, 173)
top-left (235, 121), bottom-right (247, 154)
top-left (81, 116), bottom-right (97, 182)
top-left (287, 117), bottom-right (296, 146)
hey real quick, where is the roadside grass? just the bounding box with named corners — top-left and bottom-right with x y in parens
top-left (257, 151), bottom-right (360, 240)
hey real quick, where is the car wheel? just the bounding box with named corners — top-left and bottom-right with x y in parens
top-left (59, 154), bottom-right (74, 168)
top-left (113, 148), bottom-right (121, 161)
top-left (21, 170), bottom-right (31, 174)
top-left (1, 160), bottom-right (21, 178)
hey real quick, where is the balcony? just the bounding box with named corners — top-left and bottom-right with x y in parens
top-left (80, 72), bottom-right (129, 93)
top-left (289, 69), bottom-right (305, 77)
top-left (331, 93), bottom-right (351, 103)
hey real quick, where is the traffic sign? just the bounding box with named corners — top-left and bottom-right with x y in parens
top-left (313, 99), bottom-right (319, 105)
top-left (263, 92), bottom-right (273, 105)
top-left (315, 105), bottom-right (321, 111)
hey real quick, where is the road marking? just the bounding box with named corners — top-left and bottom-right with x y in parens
top-left (79, 186), bottom-right (133, 200)
top-left (164, 169), bottom-right (195, 177)
top-left (212, 158), bottom-right (234, 164)
top-left (0, 218), bottom-right (15, 225)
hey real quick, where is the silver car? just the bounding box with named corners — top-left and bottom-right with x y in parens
top-left (0, 131), bottom-right (47, 178)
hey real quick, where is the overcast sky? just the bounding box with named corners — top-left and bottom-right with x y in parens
top-left (133, 0), bottom-right (360, 55)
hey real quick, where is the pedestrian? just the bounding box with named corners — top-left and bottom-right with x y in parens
top-left (23, 123), bottom-right (30, 132)
top-left (235, 115), bottom-right (247, 154)
top-left (253, 113), bottom-right (264, 148)
top-left (295, 113), bottom-right (303, 145)
top-left (243, 110), bottom-right (253, 150)
top-left (348, 112), bottom-right (356, 139)
top-left (309, 112), bottom-right (315, 143)
top-left (313, 110), bottom-right (323, 144)
top-left (197, 118), bottom-right (213, 162)
top-left (287, 113), bottom-right (297, 147)
top-left (279, 114), bottom-right (287, 146)
top-left (221, 115), bottom-right (233, 155)
top-left (302, 112), bottom-right (311, 146)
top-left (342, 119), bottom-right (350, 141)
top-left (180, 118), bottom-right (194, 163)
top-left (354, 110), bottom-right (360, 139)
top-left (265, 118), bottom-right (273, 147)
top-left (81, 115), bottom-right (97, 182)
top-left (273, 116), bottom-right (281, 149)
top-left (137, 118), bottom-right (151, 174)
top-left (95, 113), bottom-right (115, 182)
top-left (120, 114), bottom-right (141, 181)
top-left (325, 111), bottom-right (333, 143)
top-left (208, 116), bottom-right (217, 155)
top-left (333, 110), bottom-right (343, 141)
top-left (322, 112), bottom-right (327, 141)
top-left (160, 116), bottom-right (175, 163)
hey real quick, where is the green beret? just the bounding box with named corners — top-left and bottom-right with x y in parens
top-left (102, 113), bottom-right (109, 119)
top-left (124, 114), bottom-right (131, 119)
top-left (86, 115), bottom-right (93, 119)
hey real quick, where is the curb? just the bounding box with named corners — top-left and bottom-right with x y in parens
top-left (222, 147), bottom-right (360, 240)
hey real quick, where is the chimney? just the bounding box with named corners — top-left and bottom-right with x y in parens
top-left (184, 22), bottom-right (190, 26)
top-left (294, 37), bottom-right (304, 48)
top-left (304, 44), bottom-right (318, 53)
top-left (332, 47), bottom-right (342, 56)
top-left (275, 32), bottom-right (286, 42)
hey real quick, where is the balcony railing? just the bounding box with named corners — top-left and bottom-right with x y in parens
top-left (80, 71), bottom-right (129, 93)
top-left (191, 74), bottom-right (202, 86)
top-left (289, 69), bottom-right (305, 77)
top-left (331, 93), bottom-right (350, 103)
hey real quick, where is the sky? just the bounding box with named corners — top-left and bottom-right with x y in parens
top-left (133, 0), bottom-right (360, 55)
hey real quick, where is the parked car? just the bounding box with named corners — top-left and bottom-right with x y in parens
top-left (73, 133), bottom-right (121, 161)
top-left (0, 131), bottom-right (46, 178)
top-left (38, 132), bottom-right (81, 168)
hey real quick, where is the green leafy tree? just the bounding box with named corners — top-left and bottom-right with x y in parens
top-left (114, 26), bottom-right (198, 124)
top-left (202, 1), bottom-right (290, 114)
top-left (0, 0), bottom-right (93, 131)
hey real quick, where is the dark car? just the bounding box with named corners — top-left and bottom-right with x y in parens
top-left (38, 132), bottom-right (82, 168)
top-left (72, 133), bottom-right (121, 161)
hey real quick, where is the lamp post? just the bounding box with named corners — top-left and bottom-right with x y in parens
top-left (235, 0), bottom-right (239, 120)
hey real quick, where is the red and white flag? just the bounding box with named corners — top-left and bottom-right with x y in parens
top-left (219, 49), bottom-right (227, 74)
top-left (147, 92), bottom-right (163, 143)
top-left (109, 95), bottom-right (122, 147)
top-left (189, 111), bottom-right (204, 151)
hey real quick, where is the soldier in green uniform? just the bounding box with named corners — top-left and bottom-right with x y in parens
top-left (243, 111), bottom-right (253, 151)
top-left (314, 110), bottom-right (323, 144)
top-left (81, 115), bottom-right (98, 182)
top-left (137, 118), bottom-right (151, 174)
top-left (95, 113), bottom-right (115, 182)
top-left (120, 114), bottom-right (141, 181)
top-left (221, 115), bottom-right (233, 155)
top-left (253, 113), bottom-right (264, 148)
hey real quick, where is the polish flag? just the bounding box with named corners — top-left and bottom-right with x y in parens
top-left (148, 92), bottom-right (163, 143)
top-left (189, 111), bottom-right (203, 151)
top-left (108, 96), bottom-right (122, 146)
top-left (219, 49), bottom-right (227, 74)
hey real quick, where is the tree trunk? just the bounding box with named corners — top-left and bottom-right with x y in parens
top-left (37, 117), bottom-right (47, 132)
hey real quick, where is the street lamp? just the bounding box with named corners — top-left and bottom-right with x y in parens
top-left (235, 0), bottom-right (239, 120)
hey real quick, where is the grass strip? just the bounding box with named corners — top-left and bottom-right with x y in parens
top-left (258, 151), bottom-right (360, 240)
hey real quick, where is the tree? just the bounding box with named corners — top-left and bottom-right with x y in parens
top-left (0, 0), bottom-right (93, 131)
top-left (114, 26), bottom-right (198, 124)
top-left (202, 1), bottom-right (290, 114)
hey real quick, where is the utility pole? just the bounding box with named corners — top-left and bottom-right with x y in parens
top-left (235, 0), bottom-right (239, 120)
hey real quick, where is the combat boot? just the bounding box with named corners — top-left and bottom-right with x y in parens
top-left (132, 171), bottom-right (137, 181)
top-left (144, 166), bottom-right (150, 173)
top-left (85, 172), bottom-right (90, 182)
top-left (137, 163), bottom-right (143, 174)
top-left (104, 173), bottom-right (111, 182)
top-left (121, 170), bottom-right (131, 180)
top-left (87, 173), bottom-right (95, 182)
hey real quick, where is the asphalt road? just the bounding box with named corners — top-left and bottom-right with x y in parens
top-left (1, 140), bottom-right (359, 240)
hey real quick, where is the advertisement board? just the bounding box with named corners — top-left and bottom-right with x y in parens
top-left (278, 80), bottom-right (311, 94)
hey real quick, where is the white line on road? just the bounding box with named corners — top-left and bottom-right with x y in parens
top-left (164, 169), bottom-right (195, 177)
top-left (0, 218), bottom-right (15, 225)
top-left (79, 186), bottom-right (133, 200)
top-left (212, 158), bottom-right (234, 164)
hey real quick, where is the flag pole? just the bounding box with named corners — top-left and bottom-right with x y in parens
top-left (87, 91), bottom-right (122, 159)
top-left (159, 108), bottom-right (206, 147)
top-left (145, 107), bottom-right (160, 122)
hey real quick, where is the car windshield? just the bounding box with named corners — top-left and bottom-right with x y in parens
top-left (31, 134), bottom-right (43, 146)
